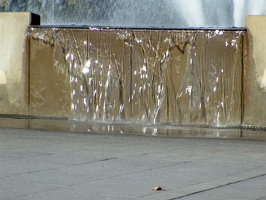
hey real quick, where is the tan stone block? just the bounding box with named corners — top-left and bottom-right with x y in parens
top-left (0, 12), bottom-right (39, 115)
top-left (244, 16), bottom-right (266, 126)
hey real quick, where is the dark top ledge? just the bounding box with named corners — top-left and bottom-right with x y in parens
top-left (28, 25), bottom-right (247, 31)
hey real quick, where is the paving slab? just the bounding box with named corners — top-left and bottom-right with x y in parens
top-left (0, 128), bottom-right (265, 200)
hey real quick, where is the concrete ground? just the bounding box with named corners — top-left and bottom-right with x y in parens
top-left (0, 128), bottom-right (266, 200)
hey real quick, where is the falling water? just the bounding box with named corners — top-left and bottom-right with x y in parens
top-left (28, 27), bottom-right (245, 128)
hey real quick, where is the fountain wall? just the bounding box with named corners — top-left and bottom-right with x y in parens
top-left (0, 12), bottom-right (266, 138)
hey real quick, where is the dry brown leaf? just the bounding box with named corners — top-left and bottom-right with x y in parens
top-left (152, 186), bottom-right (162, 191)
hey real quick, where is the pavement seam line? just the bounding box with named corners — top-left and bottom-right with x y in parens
top-left (168, 173), bottom-right (266, 200)
top-left (0, 157), bottom-right (119, 178)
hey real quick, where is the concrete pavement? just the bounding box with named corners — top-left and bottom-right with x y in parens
top-left (0, 128), bottom-right (266, 200)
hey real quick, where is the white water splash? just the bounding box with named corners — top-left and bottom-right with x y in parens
top-left (234, 0), bottom-right (266, 27)
top-left (172, 0), bottom-right (266, 27)
top-left (173, 0), bottom-right (205, 27)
